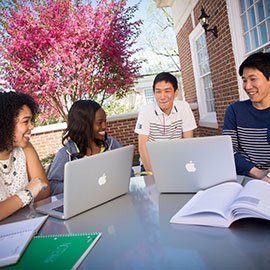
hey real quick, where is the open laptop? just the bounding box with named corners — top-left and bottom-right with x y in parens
top-left (36, 145), bottom-right (134, 219)
top-left (146, 135), bottom-right (237, 193)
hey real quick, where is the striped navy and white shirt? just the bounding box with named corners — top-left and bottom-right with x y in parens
top-left (222, 99), bottom-right (270, 175)
top-left (135, 100), bottom-right (197, 141)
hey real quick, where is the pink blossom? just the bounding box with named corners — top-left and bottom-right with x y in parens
top-left (0, 0), bottom-right (141, 121)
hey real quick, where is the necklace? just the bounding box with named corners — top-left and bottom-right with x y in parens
top-left (0, 151), bottom-right (17, 186)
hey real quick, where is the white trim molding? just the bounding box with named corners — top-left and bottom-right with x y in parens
top-left (189, 24), bottom-right (218, 129)
top-left (227, 0), bottom-right (249, 101)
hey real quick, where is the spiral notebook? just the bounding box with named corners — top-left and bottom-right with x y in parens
top-left (4, 232), bottom-right (101, 270)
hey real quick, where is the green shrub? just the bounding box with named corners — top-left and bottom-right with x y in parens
top-left (41, 153), bottom-right (55, 165)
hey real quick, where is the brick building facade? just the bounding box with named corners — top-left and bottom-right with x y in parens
top-left (157, 0), bottom-right (270, 136)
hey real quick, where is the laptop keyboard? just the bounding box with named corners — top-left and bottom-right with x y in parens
top-left (52, 205), bottom-right (64, 213)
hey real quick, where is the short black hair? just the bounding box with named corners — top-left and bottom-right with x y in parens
top-left (62, 99), bottom-right (106, 159)
top-left (0, 91), bottom-right (39, 152)
top-left (153, 72), bottom-right (178, 92)
top-left (239, 52), bottom-right (270, 80)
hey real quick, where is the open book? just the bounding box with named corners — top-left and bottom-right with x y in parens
top-left (170, 180), bottom-right (270, 228)
top-left (0, 216), bottom-right (48, 267)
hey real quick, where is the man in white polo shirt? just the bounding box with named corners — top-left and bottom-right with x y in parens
top-left (135, 72), bottom-right (197, 173)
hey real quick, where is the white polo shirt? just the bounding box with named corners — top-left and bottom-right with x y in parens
top-left (135, 100), bottom-right (197, 141)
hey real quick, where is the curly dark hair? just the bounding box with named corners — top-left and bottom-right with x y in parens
top-left (0, 91), bottom-right (39, 152)
top-left (62, 99), bottom-right (106, 159)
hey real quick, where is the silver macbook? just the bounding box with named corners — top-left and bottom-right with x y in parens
top-left (147, 135), bottom-right (237, 193)
top-left (36, 145), bottom-right (134, 219)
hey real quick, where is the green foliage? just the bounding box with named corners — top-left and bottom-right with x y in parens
top-left (41, 153), bottom-right (55, 165)
top-left (103, 96), bottom-right (134, 116)
top-left (35, 113), bottom-right (64, 127)
top-left (132, 154), bottom-right (140, 166)
top-left (137, 0), bottom-right (179, 59)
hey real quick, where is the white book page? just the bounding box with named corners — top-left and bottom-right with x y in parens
top-left (0, 216), bottom-right (47, 237)
top-left (229, 180), bottom-right (270, 220)
top-left (170, 211), bottom-right (231, 227)
top-left (0, 216), bottom-right (48, 267)
top-left (0, 230), bottom-right (33, 266)
top-left (175, 182), bottom-right (242, 218)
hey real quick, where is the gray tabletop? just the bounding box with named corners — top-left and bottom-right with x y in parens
top-left (2, 175), bottom-right (270, 269)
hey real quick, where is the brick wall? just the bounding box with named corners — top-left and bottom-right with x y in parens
top-left (191, 107), bottom-right (200, 137)
top-left (31, 128), bottom-right (64, 160)
top-left (177, 15), bottom-right (196, 104)
top-left (106, 118), bottom-right (138, 150)
top-left (176, 0), bottom-right (240, 136)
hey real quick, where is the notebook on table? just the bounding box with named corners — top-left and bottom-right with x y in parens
top-left (6, 233), bottom-right (101, 270)
top-left (36, 145), bottom-right (134, 219)
top-left (146, 135), bottom-right (238, 193)
top-left (0, 216), bottom-right (48, 267)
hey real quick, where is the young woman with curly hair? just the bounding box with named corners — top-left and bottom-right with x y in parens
top-left (0, 91), bottom-right (50, 221)
top-left (48, 99), bottom-right (122, 195)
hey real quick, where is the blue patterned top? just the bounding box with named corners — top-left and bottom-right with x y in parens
top-left (223, 99), bottom-right (270, 175)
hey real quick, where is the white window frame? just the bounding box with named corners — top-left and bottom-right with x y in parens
top-left (240, 0), bottom-right (270, 53)
top-left (189, 24), bottom-right (217, 128)
top-left (227, 0), bottom-right (270, 101)
top-left (227, 0), bottom-right (247, 101)
top-left (143, 88), bottom-right (155, 104)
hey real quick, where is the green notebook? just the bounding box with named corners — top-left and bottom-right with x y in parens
top-left (4, 232), bottom-right (101, 270)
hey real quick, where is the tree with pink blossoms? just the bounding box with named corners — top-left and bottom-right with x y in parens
top-left (0, 0), bottom-right (141, 121)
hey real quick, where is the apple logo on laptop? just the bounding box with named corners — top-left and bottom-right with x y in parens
top-left (98, 173), bottom-right (107, 185)
top-left (185, 160), bottom-right (196, 172)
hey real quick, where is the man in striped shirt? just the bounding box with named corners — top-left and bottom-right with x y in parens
top-left (135, 72), bottom-right (197, 173)
top-left (223, 52), bottom-right (270, 182)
